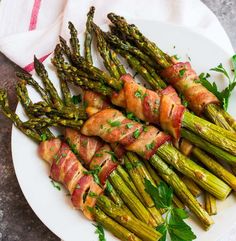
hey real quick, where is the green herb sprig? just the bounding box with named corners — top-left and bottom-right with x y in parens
top-left (145, 180), bottom-right (196, 241)
top-left (94, 223), bottom-right (106, 241)
top-left (198, 55), bottom-right (236, 111)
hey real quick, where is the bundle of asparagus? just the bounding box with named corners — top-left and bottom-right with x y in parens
top-left (105, 12), bottom-right (236, 133)
top-left (1, 6), bottom-right (236, 241)
top-left (54, 21), bottom-right (236, 168)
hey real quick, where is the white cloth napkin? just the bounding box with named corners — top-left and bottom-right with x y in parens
top-left (0, 0), bottom-right (235, 240)
top-left (0, 0), bottom-right (234, 71)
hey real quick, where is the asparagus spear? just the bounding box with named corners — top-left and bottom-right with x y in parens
top-left (191, 147), bottom-right (236, 190)
top-left (157, 143), bottom-right (231, 200)
top-left (109, 170), bottom-right (158, 227)
top-left (34, 56), bottom-right (63, 110)
top-left (23, 117), bottom-right (84, 130)
top-left (181, 128), bottom-right (236, 164)
top-left (124, 153), bottom-right (157, 207)
top-left (96, 195), bottom-right (162, 241)
top-left (94, 208), bottom-right (143, 241)
top-left (16, 72), bottom-right (52, 105)
top-left (181, 176), bottom-right (202, 197)
top-left (84, 6), bottom-right (95, 64)
top-left (107, 13), bottom-right (171, 68)
top-left (150, 154), bottom-right (213, 230)
top-left (123, 154), bottom-right (165, 221)
top-left (144, 161), bottom-right (185, 209)
top-left (116, 165), bottom-right (143, 200)
top-left (59, 36), bottom-right (72, 61)
top-left (105, 31), bottom-right (157, 68)
top-left (68, 21), bottom-right (81, 57)
top-left (107, 12), bottom-right (236, 132)
top-left (204, 192), bottom-right (217, 216)
top-left (0, 89), bottom-right (41, 141)
top-left (92, 23), bottom-right (126, 79)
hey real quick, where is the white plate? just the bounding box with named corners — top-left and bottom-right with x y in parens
top-left (11, 20), bottom-right (236, 241)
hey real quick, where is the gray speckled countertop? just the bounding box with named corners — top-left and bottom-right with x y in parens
top-left (0, 1), bottom-right (235, 241)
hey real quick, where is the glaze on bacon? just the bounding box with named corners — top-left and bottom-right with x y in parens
top-left (161, 62), bottom-right (220, 115)
top-left (84, 90), bottom-right (111, 116)
top-left (38, 139), bottom-right (103, 220)
top-left (109, 74), bottom-right (185, 139)
top-left (65, 128), bottom-right (118, 185)
top-left (81, 109), bottom-right (171, 160)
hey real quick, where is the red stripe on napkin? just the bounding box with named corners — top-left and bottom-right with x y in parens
top-left (23, 53), bottom-right (51, 72)
top-left (29, 0), bottom-right (42, 30)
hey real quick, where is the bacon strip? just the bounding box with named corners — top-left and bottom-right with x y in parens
top-left (81, 109), bottom-right (170, 160)
top-left (38, 139), bottom-right (103, 220)
top-left (161, 62), bottom-right (220, 115)
top-left (65, 128), bottom-right (119, 185)
top-left (109, 74), bottom-right (185, 139)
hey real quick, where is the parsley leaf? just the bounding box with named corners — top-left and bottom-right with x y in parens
top-left (126, 123), bottom-right (133, 129)
top-left (71, 94), bottom-right (82, 104)
top-left (156, 224), bottom-right (167, 241)
top-left (198, 55), bottom-right (236, 111)
top-left (51, 180), bottom-right (61, 191)
top-left (40, 133), bottom-right (47, 141)
top-left (179, 93), bottom-right (188, 107)
top-left (107, 119), bottom-right (121, 127)
top-left (145, 141), bottom-right (155, 150)
top-left (172, 55), bottom-right (180, 60)
top-left (134, 89), bottom-right (147, 100)
top-left (179, 69), bottom-right (186, 77)
top-left (83, 166), bottom-right (101, 185)
top-left (94, 223), bottom-right (106, 241)
top-left (126, 112), bottom-right (141, 123)
top-left (105, 180), bottom-right (113, 193)
top-left (133, 129), bottom-right (140, 139)
top-left (105, 150), bottom-right (117, 162)
top-left (145, 180), bottom-right (196, 241)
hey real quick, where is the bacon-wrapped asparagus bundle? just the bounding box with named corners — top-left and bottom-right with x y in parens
top-left (52, 23), bottom-right (236, 164)
top-left (106, 12), bottom-right (236, 132)
top-left (0, 90), bottom-right (163, 241)
top-left (97, 29), bottom-right (236, 192)
top-left (7, 57), bottom-right (213, 230)
top-left (56, 53), bottom-right (236, 164)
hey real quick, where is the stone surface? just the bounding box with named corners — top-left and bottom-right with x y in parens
top-left (202, 0), bottom-right (236, 50)
top-left (0, 1), bottom-right (235, 241)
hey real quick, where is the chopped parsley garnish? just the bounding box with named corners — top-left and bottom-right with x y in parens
top-left (143, 126), bottom-right (148, 132)
top-left (126, 112), bottom-right (141, 123)
top-left (133, 129), bottom-right (140, 139)
top-left (88, 191), bottom-right (98, 198)
top-left (179, 69), bottom-right (186, 77)
top-left (134, 89), bottom-right (147, 100)
top-left (172, 54), bottom-right (180, 60)
top-left (145, 180), bottom-right (196, 241)
top-left (83, 166), bottom-right (101, 185)
top-left (107, 119), bottom-right (121, 127)
top-left (105, 180), bottom-right (113, 193)
top-left (72, 94), bottom-right (82, 104)
top-left (197, 55), bottom-right (236, 110)
top-left (125, 162), bottom-right (133, 170)
top-left (40, 133), bottom-right (47, 141)
top-left (82, 140), bottom-right (88, 147)
top-left (95, 153), bottom-right (103, 157)
top-left (94, 224), bottom-right (106, 241)
top-left (126, 123), bottom-right (133, 129)
top-left (105, 150), bottom-right (117, 162)
top-left (51, 180), bottom-right (61, 191)
top-left (66, 138), bottom-right (79, 155)
top-left (145, 141), bottom-right (155, 150)
top-left (179, 93), bottom-right (188, 107)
